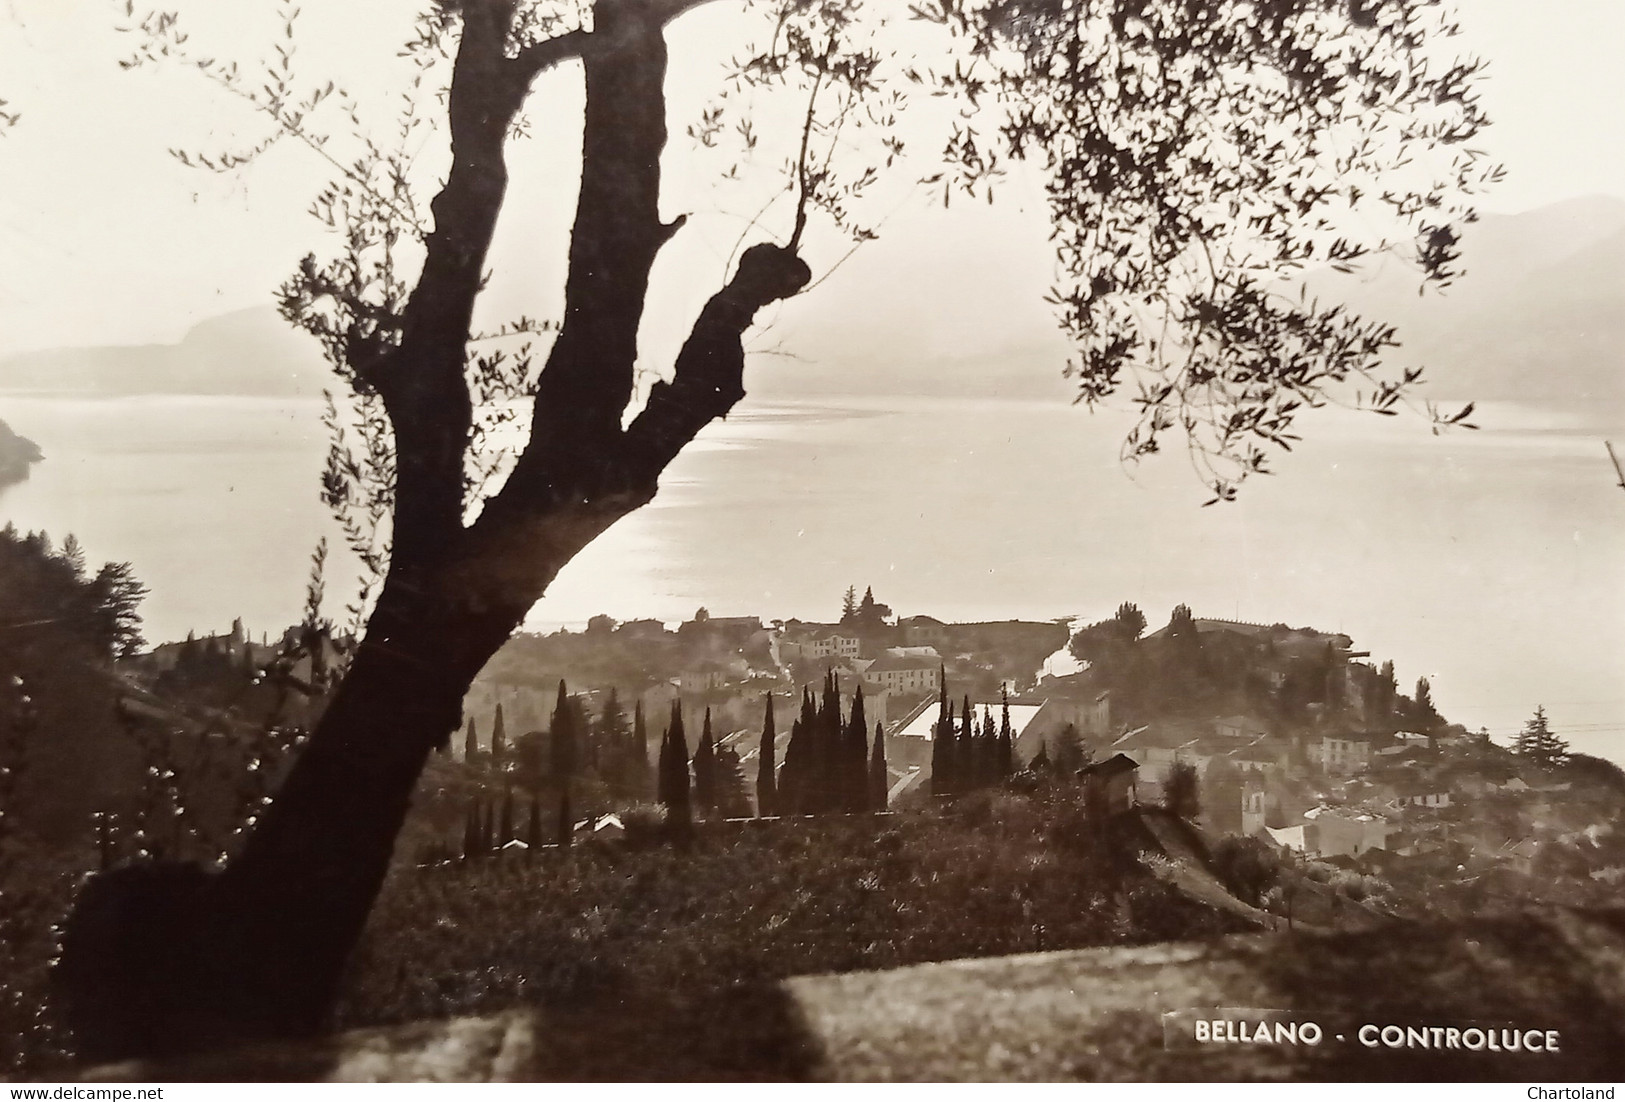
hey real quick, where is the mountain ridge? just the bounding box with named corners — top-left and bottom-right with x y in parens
top-left (3, 197), bottom-right (1619, 414)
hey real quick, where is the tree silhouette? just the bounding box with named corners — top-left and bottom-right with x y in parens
top-left (693, 707), bottom-right (718, 815)
top-left (1515, 706), bottom-right (1568, 771)
top-left (869, 720), bottom-right (888, 811)
top-left (73, 0), bottom-right (1501, 1051)
top-left (1113, 602), bottom-right (1147, 644)
top-left (1163, 761), bottom-right (1201, 820)
top-left (756, 694), bottom-right (776, 817)
top-left (630, 698), bottom-right (651, 799)
top-left (1412, 676), bottom-right (1442, 731)
top-left (490, 702), bottom-right (507, 764)
top-left (657, 701), bottom-right (691, 826)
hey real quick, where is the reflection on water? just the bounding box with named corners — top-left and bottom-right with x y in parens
top-left (2, 391), bottom-right (1621, 761)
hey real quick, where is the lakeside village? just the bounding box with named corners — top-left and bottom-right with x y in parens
top-left (7, 531), bottom-right (1625, 1071)
top-left (135, 589), bottom-right (1625, 920)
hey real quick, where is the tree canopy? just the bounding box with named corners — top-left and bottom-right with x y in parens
top-left (61, 0), bottom-right (1506, 1054)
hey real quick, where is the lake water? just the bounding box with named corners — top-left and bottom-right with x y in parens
top-left (2, 390), bottom-right (1622, 764)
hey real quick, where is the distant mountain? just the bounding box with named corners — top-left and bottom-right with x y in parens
top-left (5, 196), bottom-right (1619, 415)
top-left (0, 307), bottom-right (328, 398)
top-left (1305, 195), bottom-right (1625, 414)
top-left (0, 416), bottom-right (43, 488)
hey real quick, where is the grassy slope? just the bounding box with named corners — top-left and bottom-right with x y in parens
top-left (336, 788), bottom-right (1251, 1032)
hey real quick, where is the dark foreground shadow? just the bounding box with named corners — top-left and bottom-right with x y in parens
top-left (72, 982), bottom-right (820, 1083)
top-left (68, 908), bottom-right (1625, 1082)
top-left (783, 907), bottom-right (1625, 1081)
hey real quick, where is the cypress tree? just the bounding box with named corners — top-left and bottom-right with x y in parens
top-left (527, 796), bottom-right (543, 850)
top-left (658, 701), bottom-right (692, 824)
top-left (931, 673), bottom-right (952, 797)
top-left (778, 689), bottom-right (811, 815)
top-left (550, 681), bottom-right (577, 854)
top-left (499, 786), bottom-right (515, 847)
top-left (806, 681), bottom-right (823, 812)
top-left (870, 720), bottom-right (888, 811)
top-left (804, 683), bottom-right (822, 812)
top-left (757, 694), bottom-right (777, 817)
top-left (694, 707), bottom-right (718, 815)
top-left (492, 702), bottom-right (508, 764)
top-left (598, 688), bottom-right (628, 788)
top-left (657, 708), bottom-right (675, 807)
top-left (957, 697), bottom-right (974, 791)
top-left (847, 683), bottom-right (870, 810)
top-left (817, 671), bottom-right (842, 812)
top-left (998, 691), bottom-right (1014, 779)
top-left (550, 681), bottom-right (576, 780)
top-left (982, 706), bottom-right (998, 788)
top-left (461, 797), bottom-right (479, 860)
top-left (464, 716), bottom-right (479, 763)
top-left (631, 697), bottom-right (652, 798)
top-left (715, 745), bottom-right (752, 819)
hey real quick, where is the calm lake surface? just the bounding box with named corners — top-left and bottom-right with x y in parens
top-left (3, 391), bottom-right (1621, 763)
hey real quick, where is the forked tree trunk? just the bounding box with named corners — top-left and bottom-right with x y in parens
top-left (56, 0), bottom-right (809, 1061)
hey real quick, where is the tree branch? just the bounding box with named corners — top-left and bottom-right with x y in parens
top-left (381, 0), bottom-right (531, 563)
top-left (509, 28), bottom-right (590, 82)
top-left (624, 242), bottom-right (811, 478)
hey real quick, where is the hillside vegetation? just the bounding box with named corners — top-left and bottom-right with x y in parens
top-left (336, 785), bottom-right (1249, 1033)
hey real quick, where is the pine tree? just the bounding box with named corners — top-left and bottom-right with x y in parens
top-left (1413, 676), bottom-right (1440, 730)
top-left (492, 702), bottom-right (508, 764)
top-left (1516, 706), bottom-right (1569, 770)
top-left (1030, 739), bottom-right (1052, 772)
top-left (61, 533), bottom-right (87, 581)
top-left (1164, 760), bottom-right (1201, 819)
top-left (1167, 603), bottom-right (1195, 637)
top-left (1377, 659), bottom-right (1398, 721)
top-left (694, 707), bottom-right (718, 815)
top-left (869, 720), bottom-right (888, 811)
top-left (840, 585), bottom-right (858, 623)
top-left (1114, 601), bottom-right (1147, 642)
top-left (756, 694), bottom-right (777, 817)
top-left (1053, 722), bottom-right (1087, 776)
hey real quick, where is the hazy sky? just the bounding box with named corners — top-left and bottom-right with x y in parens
top-left (0, 0), bottom-right (1622, 360)
top-left (2, 2), bottom-right (1620, 753)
